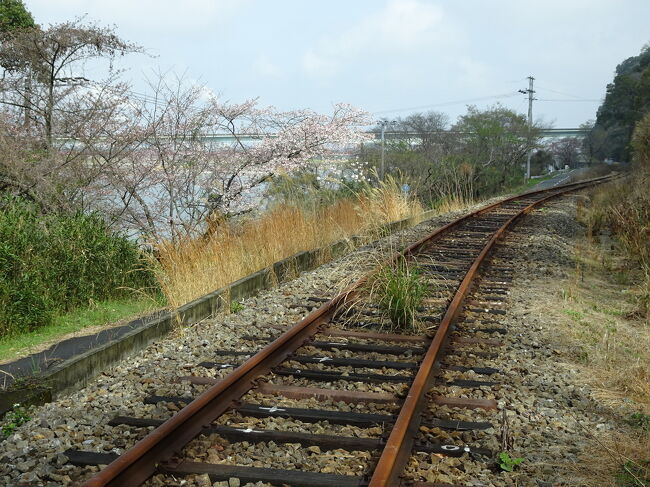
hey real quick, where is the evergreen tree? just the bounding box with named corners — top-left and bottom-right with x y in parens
top-left (594, 44), bottom-right (650, 161)
top-left (0, 0), bottom-right (35, 33)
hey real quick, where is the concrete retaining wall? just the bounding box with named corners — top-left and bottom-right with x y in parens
top-left (0, 209), bottom-right (437, 416)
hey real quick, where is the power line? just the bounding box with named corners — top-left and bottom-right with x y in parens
top-left (372, 92), bottom-right (520, 115)
top-left (535, 84), bottom-right (585, 99)
top-left (516, 96), bottom-right (528, 112)
top-left (82, 80), bottom-right (171, 108)
top-left (505, 77), bottom-right (530, 84)
top-left (535, 83), bottom-right (601, 103)
top-left (537, 98), bottom-right (601, 102)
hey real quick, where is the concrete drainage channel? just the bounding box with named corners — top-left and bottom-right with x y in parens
top-left (0, 210), bottom-right (437, 417)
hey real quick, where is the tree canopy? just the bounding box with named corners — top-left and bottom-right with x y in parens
top-left (594, 43), bottom-right (650, 161)
top-left (363, 104), bottom-right (543, 204)
top-left (0, 18), bottom-right (144, 147)
top-left (0, 0), bottom-right (34, 33)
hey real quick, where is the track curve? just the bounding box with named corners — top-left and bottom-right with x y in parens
top-left (68, 174), bottom-right (617, 487)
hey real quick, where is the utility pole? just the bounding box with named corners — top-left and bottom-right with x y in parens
top-left (519, 76), bottom-right (535, 180)
top-left (379, 120), bottom-right (396, 180)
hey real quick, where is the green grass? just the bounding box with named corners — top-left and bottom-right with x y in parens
top-left (230, 301), bottom-right (244, 314)
top-left (590, 302), bottom-right (625, 316)
top-left (511, 173), bottom-right (556, 194)
top-left (0, 297), bottom-right (165, 362)
top-left (563, 309), bottom-right (585, 321)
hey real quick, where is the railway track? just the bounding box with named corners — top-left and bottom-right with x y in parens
top-left (63, 175), bottom-right (615, 487)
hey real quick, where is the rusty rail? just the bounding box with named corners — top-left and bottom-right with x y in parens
top-left (83, 174), bottom-right (615, 487)
top-left (367, 177), bottom-right (614, 487)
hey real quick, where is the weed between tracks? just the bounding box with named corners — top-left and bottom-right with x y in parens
top-left (365, 256), bottom-right (428, 332)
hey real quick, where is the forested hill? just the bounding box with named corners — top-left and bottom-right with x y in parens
top-left (595, 44), bottom-right (650, 161)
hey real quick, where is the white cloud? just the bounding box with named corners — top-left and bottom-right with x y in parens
top-left (372, 0), bottom-right (444, 47)
top-left (29, 0), bottom-right (248, 36)
top-left (302, 51), bottom-right (338, 78)
top-left (252, 56), bottom-right (285, 79)
top-left (457, 56), bottom-right (491, 90)
top-left (301, 0), bottom-right (457, 78)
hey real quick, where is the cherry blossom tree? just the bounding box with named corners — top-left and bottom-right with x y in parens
top-left (90, 73), bottom-right (370, 241)
top-left (0, 18), bottom-right (144, 212)
top-left (0, 17), bottom-right (143, 147)
top-left (0, 78), bottom-right (144, 213)
top-left (549, 137), bottom-right (582, 169)
top-left (0, 20), bottom-right (368, 240)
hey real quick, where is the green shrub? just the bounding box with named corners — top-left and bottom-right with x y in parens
top-left (0, 196), bottom-right (156, 338)
top-left (265, 167), bottom-right (372, 209)
top-left (625, 413), bottom-right (650, 431)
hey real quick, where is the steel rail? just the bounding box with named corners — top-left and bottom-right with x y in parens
top-left (82, 174), bottom-right (616, 487)
top-left (367, 177), bottom-right (613, 487)
top-left (82, 296), bottom-right (345, 487)
top-left (402, 173), bottom-right (616, 257)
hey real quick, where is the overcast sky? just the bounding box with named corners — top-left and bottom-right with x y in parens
top-left (26, 0), bottom-right (650, 127)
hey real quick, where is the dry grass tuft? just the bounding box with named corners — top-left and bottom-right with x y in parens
top-left (571, 430), bottom-right (649, 487)
top-left (434, 195), bottom-right (473, 214)
top-left (154, 180), bottom-right (422, 308)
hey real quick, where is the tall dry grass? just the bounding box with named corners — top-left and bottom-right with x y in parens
top-left (562, 113), bottom-right (650, 486)
top-left (551, 220), bottom-right (650, 486)
top-left (154, 179), bottom-right (423, 308)
top-left (434, 195), bottom-right (474, 214)
top-left (580, 113), bottom-right (650, 319)
top-left (571, 430), bottom-right (649, 487)
top-left (562, 241), bottom-right (650, 409)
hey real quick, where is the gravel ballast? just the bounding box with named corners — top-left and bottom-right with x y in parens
top-left (0, 193), bottom-right (617, 487)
